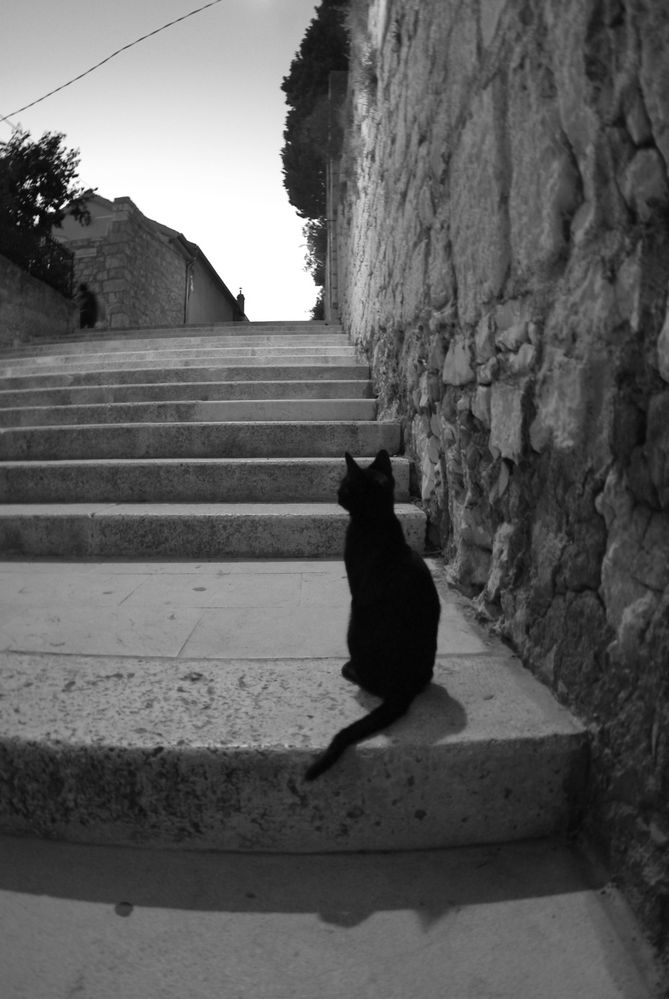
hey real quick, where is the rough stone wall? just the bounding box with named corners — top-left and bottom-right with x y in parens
top-left (336, 0), bottom-right (669, 965)
top-left (0, 254), bottom-right (75, 347)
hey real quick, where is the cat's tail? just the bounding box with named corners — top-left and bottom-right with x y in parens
top-left (304, 695), bottom-right (411, 781)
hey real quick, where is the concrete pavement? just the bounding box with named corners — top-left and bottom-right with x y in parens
top-left (0, 557), bottom-right (483, 660)
top-left (0, 834), bottom-right (661, 999)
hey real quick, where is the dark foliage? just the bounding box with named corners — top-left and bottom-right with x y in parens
top-left (0, 128), bottom-right (94, 236)
top-left (281, 0), bottom-right (349, 221)
top-left (0, 227), bottom-right (75, 296)
top-left (281, 1), bottom-right (349, 316)
top-left (311, 288), bottom-right (325, 319)
top-left (0, 128), bottom-right (94, 295)
top-left (304, 217), bottom-right (327, 286)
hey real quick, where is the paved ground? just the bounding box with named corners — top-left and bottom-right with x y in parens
top-left (0, 834), bottom-right (661, 999)
top-left (0, 557), bottom-right (489, 659)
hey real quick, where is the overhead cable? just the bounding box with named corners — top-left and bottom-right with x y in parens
top-left (0, 0), bottom-right (225, 125)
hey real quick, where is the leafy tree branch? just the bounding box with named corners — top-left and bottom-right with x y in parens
top-left (0, 128), bottom-right (95, 238)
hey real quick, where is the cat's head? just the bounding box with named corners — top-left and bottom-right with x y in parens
top-left (337, 450), bottom-right (395, 516)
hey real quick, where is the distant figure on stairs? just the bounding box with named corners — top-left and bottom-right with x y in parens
top-left (77, 283), bottom-right (98, 329)
top-left (235, 288), bottom-right (246, 321)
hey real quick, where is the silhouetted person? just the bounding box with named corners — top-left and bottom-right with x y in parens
top-left (236, 288), bottom-right (245, 319)
top-left (77, 283), bottom-right (98, 329)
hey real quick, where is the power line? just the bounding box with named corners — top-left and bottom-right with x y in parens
top-left (0, 0), bottom-right (225, 126)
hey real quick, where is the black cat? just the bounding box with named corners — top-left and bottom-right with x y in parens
top-left (305, 449), bottom-right (441, 780)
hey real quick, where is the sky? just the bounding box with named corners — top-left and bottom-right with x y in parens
top-left (0, 0), bottom-right (323, 321)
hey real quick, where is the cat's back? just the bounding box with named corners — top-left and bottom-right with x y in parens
top-left (347, 523), bottom-right (439, 617)
top-left (398, 545), bottom-right (441, 622)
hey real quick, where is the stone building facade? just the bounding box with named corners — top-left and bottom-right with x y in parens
top-left (55, 195), bottom-right (246, 329)
top-left (333, 0), bottom-right (669, 970)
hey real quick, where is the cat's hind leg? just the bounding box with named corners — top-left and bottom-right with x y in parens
top-left (341, 660), bottom-right (360, 683)
top-left (341, 660), bottom-right (378, 692)
top-left (342, 659), bottom-right (387, 698)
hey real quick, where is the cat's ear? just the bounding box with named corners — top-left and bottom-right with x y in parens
top-left (345, 452), bottom-right (359, 474)
top-left (371, 449), bottom-right (393, 477)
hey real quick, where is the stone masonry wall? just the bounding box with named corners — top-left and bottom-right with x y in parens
top-left (66, 238), bottom-right (109, 328)
top-left (0, 253), bottom-right (75, 347)
top-left (336, 0), bottom-right (669, 965)
top-left (111, 199), bottom-right (184, 329)
top-left (64, 199), bottom-right (186, 329)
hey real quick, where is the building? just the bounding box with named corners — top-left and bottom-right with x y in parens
top-left (54, 194), bottom-right (247, 329)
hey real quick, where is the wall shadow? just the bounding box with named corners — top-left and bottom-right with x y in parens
top-left (0, 834), bottom-right (603, 927)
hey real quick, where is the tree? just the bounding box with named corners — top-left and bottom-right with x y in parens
top-left (311, 289), bottom-right (325, 320)
top-left (304, 217), bottom-right (327, 287)
top-left (281, 0), bottom-right (349, 313)
top-left (281, 0), bottom-right (349, 220)
top-left (0, 127), bottom-right (95, 294)
top-left (0, 128), bottom-right (94, 238)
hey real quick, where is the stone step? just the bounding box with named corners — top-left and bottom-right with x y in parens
top-left (0, 378), bottom-right (373, 408)
top-left (0, 340), bottom-right (354, 369)
top-left (0, 456), bottom-right (413, 503)
top-left (0, 354), bottom-right (360, 377)
top-left (0, 650), bottom-right (586, 851)
top-left (0, 502), bottom-right (426, 557)
top-left (0, 397), bottom-right (378, 428)
top-left (0, 420), bottom-right (401, 461)
top-left (3, 321), bottom-right (343, 349)
top-left (0, 333), bottom-right (350, 359)
top-left (0, 559), bottom-right (587, 852)
top-left (42, 319), bottom-right (345, 344)
top-left (0, 347), bottom-right (357, 376)
top-left (0, 363), bottom-right (369, 391)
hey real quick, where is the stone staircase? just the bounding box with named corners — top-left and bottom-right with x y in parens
top-left (0, 320), bottom-right (424, 557)
top-left (0, 320), bottom-right (587, 852)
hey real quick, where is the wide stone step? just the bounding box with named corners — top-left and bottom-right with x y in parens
top-left (0, 456), bottom-right (413, 503)
top-left (0, 420), bottom-right (401, 461)
top-left (0, 379), bottom-right (373, 408)
top-left (0, 340), bottom-right (354, 368)
top-left (0, 332), bottom-right (350, 359)
top-left (0, 363), bottom-right (369, 391)
top-left (33, 319), bottom-right (344, 345)
top-left (0, 347), bottom-right (357, 376)
top-left (0, 354), bottom-right (359, 377)
top-left (0, 397), bottom-right (378, 428)
top-left (0, 644), bottom-right (586, 850)
top-left (0, 557), bottom-right (587, 852)
top-left (0, 502), bottom-right (426, 557)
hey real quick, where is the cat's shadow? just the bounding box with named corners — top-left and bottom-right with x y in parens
top-left (351, 681), bottom-right (467, 745)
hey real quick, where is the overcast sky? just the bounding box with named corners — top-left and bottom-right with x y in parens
top-left (0, 0), bottom-right (323, 321)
